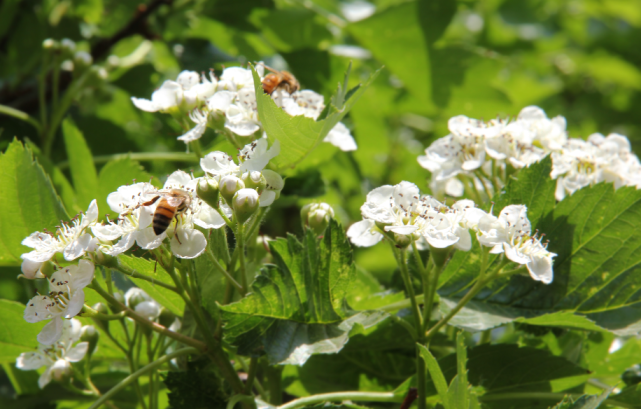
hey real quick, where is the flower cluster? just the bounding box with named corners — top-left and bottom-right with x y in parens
top-left (347, 181), bottom-right (556, 284)
top-left (16, 318), bottom-right (89, 388)
top-left (418, 106), bottom-right (641, 200)
top-left (131, 66), bottom-right (357, 151)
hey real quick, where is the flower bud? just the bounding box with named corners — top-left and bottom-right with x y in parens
top-left (232, 188), bottom-right (259, 224)
top-left (135, 301), bottom-right (161, 321)
top-left (158, 308), bottom-right (177, 328)
top-left (81, 325), bottom-right (99, 358)
top-left (393, 233), bottom-right (411, 249)
top-left (220, 175), bottom-right (245, 204)
top-left (92, 249), bottom-right (118, 269)
top-left (60, 38), bottom-right (76, 54)
top-left (241, 171), bottom-right (266, 193)
top-left (196, 178), bottom-right (220, 209)
top-left (74, 51), bottom-right (93, 71)
top-left (125, 288), bottom-right (148, 310)
top-left (301, 203), bottom-right (334, 236)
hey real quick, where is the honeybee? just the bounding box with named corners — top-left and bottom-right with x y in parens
top-left (141, 189), bottom-right (192, 237)
top-left (261, 65), bottom-right (300, 95)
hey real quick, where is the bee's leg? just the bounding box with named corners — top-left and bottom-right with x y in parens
top-left (173, 217), bottom-right (182, 245)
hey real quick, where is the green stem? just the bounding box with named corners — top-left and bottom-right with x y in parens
top-left (217, 207), bottom-right (235, 229)
top-left (422, 260), bottom-right (443, 334)
top-left (378, 294), bottom-right (425, 312)
top-left (189, 139), bottom-right (203, 159)
top-left (57, 152), bottom-right (198, 170)
top-left (89, 282), bottom-right (207, 351)
top-left (416, 346), bottom-right (427, 409)
top-left (244, 357), bottom-right (259, 394)
top-left (278, 392), bottom-right (401, 409)
top-left (0, 104), bottom-right (41, 133)
top-left (206, 249), bottom-right (244, 292)
top-left (265, 364), bottom-right (283, 405)
top-left (82, 304), bottom-right (127, 320)
top-left (88, 348), bottom-right (199, 409)
top-left (43, 70), bottom-right (91, 157)
top-left (478, 393), bottom-right (634, 408)
top-left (393, 247), bottom-right (422, 335)
top-left (114, 261), bottom-right (179, 293)
top-left (236, 223), bottom-right (248, 295)
top-left (104, 269), bottom-right (114, 295)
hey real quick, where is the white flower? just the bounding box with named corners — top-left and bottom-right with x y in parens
top-left (16, 318), bottom-right (88, 388)
top-left (92, 207), bottom-right (164, 256)
top-left (200, 151), bottom-right (239, 179)
top-left (324, 122), bottom-right (357, 151)
top-left (415, 198), bottom-right (475, 251)
top-left (477, 205), bottom-right (556, 284)
top-left (239, 138), bottom-right (281, 173)
top-left (24, 260), bottom-right (95, 345)
top-left (516, 106), bottom-right (567, 151)
top-left (551, 139), bottom-right (605, 201)
top-left (225, 88), bottom-right (261, 136)
top-left (131, 80), bottom-right (184, 113)
top-left (282, 90), bottom-right (325, 119)
top-left (207, 90), bottom-right (234, 112)
top-left (260, 169), bottom-right (284, 207)
top-left (21, 200), bottom-right (99, 266)
top-left (218, 67), bottom-right (256, 92)
top-left (484, 121), bottom-right (546, 169)
top-left (177, 109), bottom-right (209, 144)
top-left (107, 182), bottom-right (158, 215)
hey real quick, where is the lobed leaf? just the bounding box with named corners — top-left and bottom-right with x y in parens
top-left (221, 220), bottom-right (386, 364)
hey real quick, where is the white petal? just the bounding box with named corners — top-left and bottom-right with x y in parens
top-left (38, 317), bottom-right (64, 345)
top-left (24, 296), bottom-right (53, 323)
top-left (164, 170), bottom-right (193, 189)
top-left (65, 342), bottom-right (89, 362)
top-left (21, 249), bottom-right (56, 263)
top-left (347, 220), bottom-right (383, 247)
top-left (21, 259), bottom-right (45, 279)
top-left (135, 301), bottom-right (161, 320)
top-left (324, 122), bottom-right (357, 151)
top-left (177, 121), bottom-right (207, 143)
top-left (82, 200), bottom-right (99, 227)
top-left (91, 223), bottom-right (123, 241)
top-left (259, 190), bottom-right (276, 207)
top-left (135, 227), bottom-right (165, 250)
top-left (72, 259), bottom-right (95, 290)
top-left (200, 151), bottom-right (238, 175)
top-left (263, 169), bottom-right (284, 190)
top-left (16, 352), bottom-right (47, 370)
top-left (503, 243), bottom-right (530, 265)
top-left (240, 139), bottom-right (280, 173)
top-left (131, 97), bottom-right (160, 112)
top-left (384, 225), bottom-right (418, 235)
top-left (445, 178), bottom-right (464, 197)
top-left (225, 119), bottom-right (260, 137)
top-left (105, 232), bottom-right (136, 256)
top-left (38, 367), bottom-right (53, 389)
top-left (63, 233), bottom-right (92, 261)
top-left (151, 81), bottom-right (183, 111)
top-left (193, 205), bottom-right (226, 229)
top-left (526, 256), bottom-right (554, 284)
top-left (64, 290), bottom-right (86, 318)
top-left (453, 228), bottom-right (472, 251)
top-left (207, 91), bottom-right (234, 111)
top-left (170, 229), bottom-right (207, 259)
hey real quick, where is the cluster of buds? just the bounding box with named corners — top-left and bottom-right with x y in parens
top-left (42, 38), bottom-right (107, 81)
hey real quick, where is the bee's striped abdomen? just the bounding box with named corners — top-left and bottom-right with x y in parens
top-left (153, 198), bottom-right (176, 235)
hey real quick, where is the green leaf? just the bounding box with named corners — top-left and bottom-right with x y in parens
top-left (607, 384), bottom-right (641, 408)
top-left (491, 155), bottom-right (556, 228)
top-left (0, 139), bottom-right (68, 266)
top-left (118, 255), bottom-right (185, 316)
top-left (164, 360), bottom-right (228, 409)
top-left (97, 157), bottom-right (158, 219)
top-left (419, 344), bottom-right (448, 402)
top-left (221, 220), bottom-right (386, 364)
top-left (439, 182), bottom-right (641, 329)
top-left (0, 299), bottom-right (46, 364)
top-left (549, 389), bottom-right (613, 409)
top-left (252, 64), bottom-right (379, 172)
top-left (62, 118), bottom-right (99, 210)
top-left (349, 0), bottom-right (455, 107)
top-left (250, 8), bottom-right (332, 52)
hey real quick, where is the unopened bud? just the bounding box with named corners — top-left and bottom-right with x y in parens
top-left (301, 203), bottom-right (334, 235)
top-left (220, 175), bottom-right (245, 204)
top-left (196, 178), bottom-right (220, 209)
top-left (81, 325), bottom-right (99, 358)
top-left (393, 233), bottom-right (411, 249)
top-left (135, 301), bottom-right (161, 321)
top-left (125, 288), bottom-right (150, 310)
top-left (74, 51), bottom-right (93, 69)
top-left (241, 171), bottom-right (266, 193)
top-left (158, 308), bottom-right (176, 328)
top-left (233, 188), bottom-right (259, 224)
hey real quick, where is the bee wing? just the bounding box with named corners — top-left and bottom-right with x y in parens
top-left (166, 196), bottom-right (185, 207)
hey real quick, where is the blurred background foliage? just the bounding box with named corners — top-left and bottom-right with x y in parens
top-left (3, 0), bottom-right (641, 406)
top-left (4, 0), bottom-right (641, 299)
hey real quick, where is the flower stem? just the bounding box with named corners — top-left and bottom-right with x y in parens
top-left (277, 392), bottom-right (401, 409)
top-left (236, 223), bottom-right (248, 295)
top-left (89, 282), bottom-right (207, 351)
top-left (244, 357), bottom-right (259, 394)
top-left (393, 246), bottom-right (422, 336)
top-left (206, 249), bottom-right (244, 292)
top-left (113, 260), bottom-right (180, 293)
top-left (88, 347), bottom-right (199, 409)
top-left (0, 104), bottom-right (41, 133)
